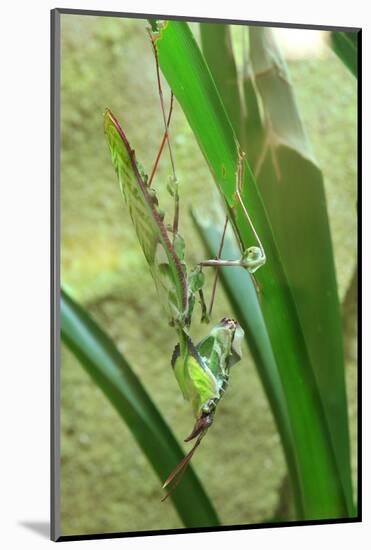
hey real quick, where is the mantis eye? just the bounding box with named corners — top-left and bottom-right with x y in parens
top-left (241, 246), bottom-right (266, 273)
top-left (246, 246), bottom-right (262, 260)
top-left (220, 317), bottom-right (237, 330)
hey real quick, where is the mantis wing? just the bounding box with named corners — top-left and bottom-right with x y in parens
top-left (172, 334), bottom-right (219, 418)
top-left (104, 109), bottom-right (188, 324)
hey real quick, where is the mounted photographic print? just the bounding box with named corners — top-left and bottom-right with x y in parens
top-left (51, 8), bottom-right (360, 542)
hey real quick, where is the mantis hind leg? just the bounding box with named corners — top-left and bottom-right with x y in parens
top-left (148, 33), bottom-right (180, 242)
top-left (147, 92), bottom-right (174, 188)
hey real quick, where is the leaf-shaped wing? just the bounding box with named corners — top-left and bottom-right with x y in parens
top-left (172, 333), bottom-right (219, 417)
top-left (104, 109), bottom-right (188, 323)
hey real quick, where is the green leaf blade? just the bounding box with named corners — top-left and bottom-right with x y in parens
top-left (249, 27), bottom-right (354, 515)
top-left (330, 31), bottom-right (358, 78)
top-left (200, 24), bottom-right (243, 139)
top-left (154, 20), bottom-right (350, 519)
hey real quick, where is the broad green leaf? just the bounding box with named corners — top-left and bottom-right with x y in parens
top-left (241, 41), bottom-right (264, 169)
top-left (200, 24), bottom-right (243, 139)
top-left (153, 20), bottom-right (349, 519)
top-left (330, 31), bottom-right (358, 78)
top-left (249, 26), bottom-right (354, 515)
top-left (200, 23), bottom-right (264, 169)
top-left (61, 288), bottom-right (220, 528)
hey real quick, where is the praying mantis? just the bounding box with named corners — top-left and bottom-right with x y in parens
top-left (104, 31), bottom-right (266, 500)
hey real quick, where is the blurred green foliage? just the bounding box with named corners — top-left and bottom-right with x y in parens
top-left (60, 15), bottom-right (357, 535)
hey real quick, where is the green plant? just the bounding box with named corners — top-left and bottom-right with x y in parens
top-left (330, 31), bottom-right (358, 77)
top-left (152, 20), bottom-right (354, 519)
top-left (61, 18), bottom-right (356, 527)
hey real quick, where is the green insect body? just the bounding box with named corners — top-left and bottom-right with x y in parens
top-left (162, 318), bottom-right (244, 499)
top-left (104, 106), bottom-right (247, 498)
top-left (172, 318), bottom-right (244, 441)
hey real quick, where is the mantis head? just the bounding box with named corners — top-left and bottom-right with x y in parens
top-left (242, 246), bottom-right (266, 274)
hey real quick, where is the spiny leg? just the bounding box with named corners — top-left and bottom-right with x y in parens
top-left (148, 33), bottom-right (180, 239)
top-left (148, 33), bottom-right (177, 181)
top-left (199, 259), bottom-right (245, 268)
top-left (208, 215), bottom-right (229, 318)
top-left (148, 92), bottom-right (174, 187)
top-left (153, 53), bottom-right (179, 237)
top-left (199, 255), bottom-right (263, 299)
